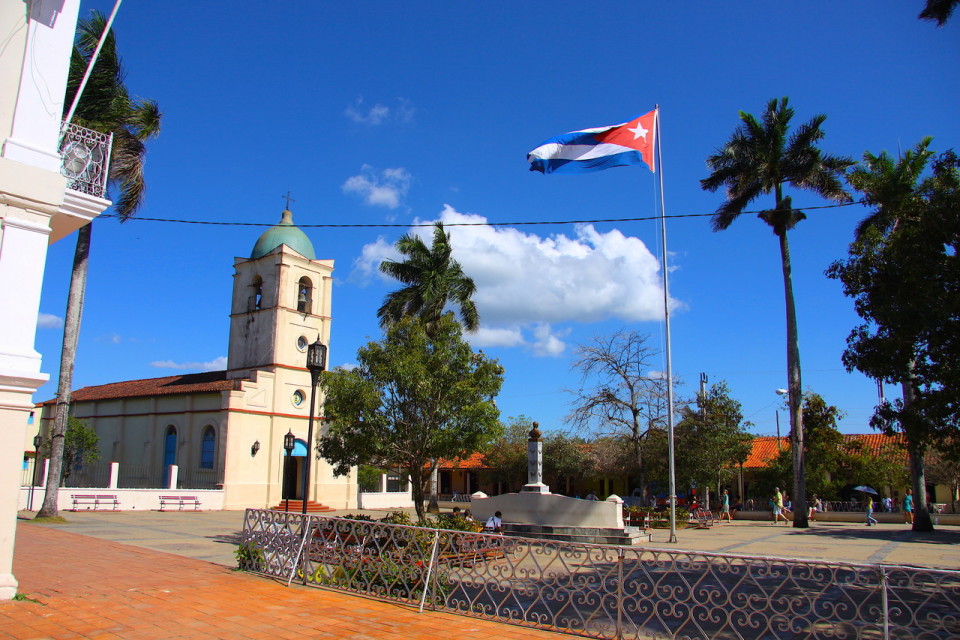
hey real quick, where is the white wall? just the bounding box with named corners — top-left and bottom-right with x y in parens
top-left (20, 487), bottom-right (226, 512)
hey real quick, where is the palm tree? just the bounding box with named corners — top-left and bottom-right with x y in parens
top-left (378, 222), bottom-right (480, 333)
top-left (700, 97), bottom-right (852, 528)
top-left (919, 0), bottom-right (958, 25)
top-left (37, 11), bottom-right (161, 518)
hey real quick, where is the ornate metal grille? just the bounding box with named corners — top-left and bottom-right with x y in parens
top-left (241, 509), bottom-right (960, 639)
top-left (58, 121), bottom-right (112, 199)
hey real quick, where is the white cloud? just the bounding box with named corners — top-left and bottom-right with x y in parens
top-left (342, 165), bottom-right (412, 209)
top-left (150, 356), bottom-right (227, 372)
top-left (37, 313), bottom-right (62, 329)
top-left (344, 97), bottom-right (415, 125)
top-left (353, 205), bottom-right (682, 357)
top-left (467, 327), bottom-right (526, 348)
top-left (531, 324), bottom-right (570, 357)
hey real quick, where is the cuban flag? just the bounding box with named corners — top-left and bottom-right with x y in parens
top-left (527, 109), bottom-right (657, 175)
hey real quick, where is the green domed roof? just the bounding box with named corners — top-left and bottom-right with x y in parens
top-left (251, 210), bottom-right (316, 260)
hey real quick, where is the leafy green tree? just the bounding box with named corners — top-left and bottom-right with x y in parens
top-left (926, 443), bottom-right (959, 512)
top-left (357, 465), bottom-right (384, 493)
top-left (675, 382), bottom-right (752, 504)
top-left (39, 11), bottom-right (161, 519)
top-left (543, 432), bottom-right (593, 495)
top-left (700, 97), bottom-right (853, 527)
top-left (378, 222), bottom-right (479, 333)
top-left (318, 315), bottom-right (503, 520)
top-left (827, 143), bottom-right (959, 531)
top-left (480, 416), bottom-right (531, 491)
top-left (567, 330), bottom-right (670, 503)
top-left (758, 393), bottom-right (907, 501)
top-left (39, 418), bottom-right (101, 485)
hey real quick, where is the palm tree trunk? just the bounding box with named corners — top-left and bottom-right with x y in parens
top-left (902, 375), bottom-right (934, 531)
top-left (778, 228), bottom-right (808, 528)
top-left (36, 222), bottom-right (92, 518)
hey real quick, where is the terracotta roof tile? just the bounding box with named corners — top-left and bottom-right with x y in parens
top-left (744, 433), bottom-right (906, 469)
top-left (744, 436), bottom-right (790, 469)
top-left (435, 452), bottom-right (487, 470)
top-left (37, 371), bottom-right (240, 405)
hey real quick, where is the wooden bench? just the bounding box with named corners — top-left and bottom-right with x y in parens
top-left (71, 494), bottom-right (120, 511)
top-left (159, 495), bottom-right (201, 511)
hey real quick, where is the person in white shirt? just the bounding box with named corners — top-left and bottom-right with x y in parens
top-left (484, 511), bottom-right (503, 533)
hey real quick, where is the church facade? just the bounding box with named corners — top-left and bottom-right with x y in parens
top-left (37, 209), bottom-right (357, 510)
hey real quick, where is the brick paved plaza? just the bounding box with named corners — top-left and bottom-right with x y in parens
top-left (1, 510), bottom-right (957, 639)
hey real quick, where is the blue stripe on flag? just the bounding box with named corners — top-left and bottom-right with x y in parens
top-left (529, 149), bottom-right (646, 174)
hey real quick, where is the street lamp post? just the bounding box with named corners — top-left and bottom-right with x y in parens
top-left (283, 429), bottom-right (295, 512)
top-left (302, 337), bottom-right (327, 515)
top-left (29, 433), bottom-right (42, 511)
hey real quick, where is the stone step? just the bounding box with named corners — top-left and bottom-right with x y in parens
top-left (503, 523), bottom-right (651, 546)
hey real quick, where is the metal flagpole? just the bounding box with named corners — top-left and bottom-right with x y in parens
top-left (654, 106), bottom-right (679, 544)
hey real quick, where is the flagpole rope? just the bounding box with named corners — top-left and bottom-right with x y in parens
top-left (97, 200), bottom-right (863, 229)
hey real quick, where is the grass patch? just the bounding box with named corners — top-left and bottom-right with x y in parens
top-left (29, 516), bottom-right (68, 525)
top-left (13, 593), bottom-right (41, 604)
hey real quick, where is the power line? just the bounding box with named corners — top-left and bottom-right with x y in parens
top-left (99, 200), bottom-right (864, 229)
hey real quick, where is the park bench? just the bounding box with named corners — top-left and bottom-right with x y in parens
top-left (692, 508), bottom-right (715, 528)
top-left (159, 495), bottom-right (201, 511)
top-left (436, 534), bottom-right (506, 567)
top-left (70, 494), bottom-right (120, 511)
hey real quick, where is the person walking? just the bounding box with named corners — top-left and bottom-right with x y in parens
top-left (720, 489), bottom-right (732, 523)
top-left (903, 489), bottom-right (914, 524)
top-left (866, 495), bottom-right (878, 526)
top-left (772, 487), bottom-right (788, 525)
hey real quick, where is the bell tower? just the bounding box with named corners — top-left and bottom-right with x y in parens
top-left (227, 209), bottom-right (333, 380)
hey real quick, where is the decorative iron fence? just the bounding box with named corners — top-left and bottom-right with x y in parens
top-left (62, 460), bottom-right (112, 488)
top-left (241, 509), bottom-right (960, 640)
top-left (59, 121), bottom-right (112, 198)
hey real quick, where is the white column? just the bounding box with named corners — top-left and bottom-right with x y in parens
top-left (109, 462), bottom-right (119, 489)
top-left (167, 465), bottom-right (179, 490)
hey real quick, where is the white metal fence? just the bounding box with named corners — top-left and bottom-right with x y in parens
top-left (240, 509), bottom-right (960, 639)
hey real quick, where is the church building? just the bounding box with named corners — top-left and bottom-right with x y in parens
top-left (37, 208), bottom-right (357, 510)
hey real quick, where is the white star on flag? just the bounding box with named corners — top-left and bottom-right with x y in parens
top-left (627, 121), bottom-right (649, 141)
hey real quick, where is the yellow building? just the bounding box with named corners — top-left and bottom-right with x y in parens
top-left (37, 209), bottom-right (357, 510)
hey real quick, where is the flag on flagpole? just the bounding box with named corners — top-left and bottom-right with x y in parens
top-left (527, 109), bottom-right (657, 175)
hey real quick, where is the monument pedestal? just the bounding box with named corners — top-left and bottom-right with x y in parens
top-left (520, 483), bottom-right (551, 494)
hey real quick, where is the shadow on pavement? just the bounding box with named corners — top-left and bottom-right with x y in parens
top-left (792, 524), bottom-right (960, 546)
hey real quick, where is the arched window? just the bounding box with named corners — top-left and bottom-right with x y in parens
top-left (163, 426), bottom-right (178, 467)
top-left (249, 275), bottom-right (263, 311)
top-left (297, 277), bottom-right (312, 313)
top-left (200, 426), bottom-right (216, 469)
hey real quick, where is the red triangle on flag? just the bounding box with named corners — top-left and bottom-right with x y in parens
top-left (595, 110), bottom-right (657, 171)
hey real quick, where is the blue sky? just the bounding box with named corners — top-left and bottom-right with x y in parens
top-left (35, 1), bottom-right (959, 439)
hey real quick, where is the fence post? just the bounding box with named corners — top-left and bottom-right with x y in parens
top-left (167, 464), bottom-right (178, 490)
top-left (419, 530), bottom-right (441, 613)
top-left (879, 566), bottom-right (890, 640)
top-left (616, 548), bottom-right (625, 640)
top-left (41, 458), bottom-right (49, 486)
top-left (109, 462), bottom-right (119, 489)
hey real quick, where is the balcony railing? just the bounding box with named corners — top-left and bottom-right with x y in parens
top-left (58, 121), bottom-right (112, 199)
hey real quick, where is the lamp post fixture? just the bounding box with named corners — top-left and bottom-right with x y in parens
top-left (775, 388), bottom-right (788, 450)
top-left (283, 429), bottom-right (295, 512)
top-left (29, 433), bottom-right (42, 511)
top-left (302, 337), bottom-right (327, 514)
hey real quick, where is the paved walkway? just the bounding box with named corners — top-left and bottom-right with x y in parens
top-left (3, 510), bottom-right (958, 639)
top-left (1, 524), bottom-right (564, 639)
